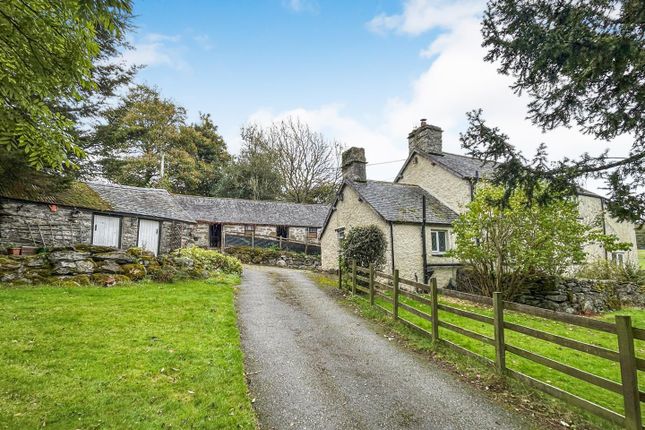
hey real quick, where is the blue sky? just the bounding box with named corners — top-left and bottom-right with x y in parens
top-left (126, 0), bottom-right (631, 187)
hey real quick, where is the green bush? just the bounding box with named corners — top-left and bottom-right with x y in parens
top-left (576, 259), bottom-right (645, 284)
top-left (341, 225), bottom-right (386, 270)
top-left (170, 246), bottom-right (243, 276)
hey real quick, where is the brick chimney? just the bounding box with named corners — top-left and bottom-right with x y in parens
top-left (341, 147), bottom-right (367, 182)
top-left (408, 118), bottom-right (443, 155)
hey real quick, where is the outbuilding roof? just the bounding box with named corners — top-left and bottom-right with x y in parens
top-left (87, 182), bottom-right (196, 223)
top-left (0, 171), bottom-right (112, 211)
top-left (344, 180), bottom-right (458, 225)
top-left (173, 194), bottom-right (329, 227)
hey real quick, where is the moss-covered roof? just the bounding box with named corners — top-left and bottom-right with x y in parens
top-left (0, 174), bottom-right (112, 211)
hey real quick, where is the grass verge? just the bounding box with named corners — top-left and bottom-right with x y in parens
top-left (0, 275), bottom-right (256, 430)
top-left (310, 272), bottom-right (645, 430)
top-left (639, 249), bottom-right (645, 269)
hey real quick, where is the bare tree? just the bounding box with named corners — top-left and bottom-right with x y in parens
top-left (265, 117), bottom-right (342, 203)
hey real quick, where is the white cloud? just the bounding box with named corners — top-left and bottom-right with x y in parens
top-left (282, 0), bottom-right (319, 14)
top-left (120, 33), bottom-right (191, 72)
top-left (245, 0), bottom-right (632, 193)
top-left (367, 0), bottom-right (484, 35)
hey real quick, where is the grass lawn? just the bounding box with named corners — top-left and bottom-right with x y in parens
top-left (639, 249), bottom-right (645, 269)
top-left (0, 276), bottom-right (256, 430)
top-left (313, 273), bottom-right (645, 429)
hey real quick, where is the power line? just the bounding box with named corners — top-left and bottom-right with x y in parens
top-left (366, 158), bottom-right (407, 166)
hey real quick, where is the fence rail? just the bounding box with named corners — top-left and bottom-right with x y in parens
top-left (343, 261), bottom-right (645, 430)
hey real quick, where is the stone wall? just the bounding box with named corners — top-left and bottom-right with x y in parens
top-left (0, 245), bottom-right (158, 285)
top-left (225, 246), bottom-right (320, 271)
top-left (0, 244), bottom-right (242, 286)
top-left (0, 199), bottom-right (92, 248)
top-left (513, 279), bottom-right (645, 314)
top-left (453, 269), bottom-right (644, 314)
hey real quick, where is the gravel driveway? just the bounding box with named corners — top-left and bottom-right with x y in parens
top-left (237, 265), bottom-right (531, 430)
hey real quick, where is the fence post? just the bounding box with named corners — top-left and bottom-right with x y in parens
top-left (430, 278), bottom-right (439, 343)
top-left (351, 260), bottom-right (357, 295)
top-left (393, 269), bottom-right (399, 319)
top-left (493, 292), bottom-right (506, 374)
top-left (369, 263), bottom-right (375, 306)
top-left (616, 315), bottom-right (642, 430)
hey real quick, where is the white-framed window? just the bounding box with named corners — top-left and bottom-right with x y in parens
top-left (612, 252), bottom-right (625, 266)
top-left (431, 230), bottom-right (448, 254)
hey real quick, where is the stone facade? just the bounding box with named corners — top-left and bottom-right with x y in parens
top-left (0, 199), bottom-right (93, 247)
top-left (320, 185), bottom-right (457, 287)
top-left (189, 222), bottom-right (319, 249)
top-left (0, 198), bottom-right (195, 255)
top-left (397, 155), bottom-right (472, 214)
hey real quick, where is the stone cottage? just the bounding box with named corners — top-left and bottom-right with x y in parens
top-left (173, 195), bottom-right (328, 253)
top-left (0, 180), bottom-right (196, 255)
top-left (320, 120), bottom-right (639, 286)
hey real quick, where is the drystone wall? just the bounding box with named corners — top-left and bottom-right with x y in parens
top-left (225, 246), bottom-right (320, 270)
top-left (0, 245), bottom-right (157, 285)
top-left (0, 244), bottom-right (240, 286)
top-left (453, 269), bottom-right (644, 314)
top-left (513, 279), bottom-right (645, 314)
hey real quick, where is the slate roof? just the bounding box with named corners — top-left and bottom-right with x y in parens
top-left (347, 180), bottom-right (458, 224)
top-left (173, 194), bottom-right (329, 227)
top-left (411, 150), bottom-right (602, 198)
top-left (422, 151), bottom-right (497, 179)
top-left (87, 183), bottom-right (195, 223)
top-left (0, 171), bottom-right (113, 211)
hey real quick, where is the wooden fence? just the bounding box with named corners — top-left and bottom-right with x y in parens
top-left (345, 260), bottom-right (644, 430)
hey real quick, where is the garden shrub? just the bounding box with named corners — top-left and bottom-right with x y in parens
top-left (341, 225), bottom-right (386, 269)
top-left (576, 259), bottom-right (645, 284)
top-left (169, 246), bottom-right (243, 276)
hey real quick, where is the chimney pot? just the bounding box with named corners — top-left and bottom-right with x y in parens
top-left (341, 147), bottom-right (367, 182)
top-left (420, 118), bottom-right (427, 126)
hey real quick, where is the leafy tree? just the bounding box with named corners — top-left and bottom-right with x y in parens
top-left (341, 225), bottom-right (387, 270)
top-left (462, 0), bottom-right (645, 222)
top-left (449, 184), bottom-right (630, 298)
top-left (0, 0), bottom-right (133, 171)
top-left (91, 85), bottom-right (230, 193)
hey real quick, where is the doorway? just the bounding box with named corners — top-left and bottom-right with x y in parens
top-left (209, 223), bottom-right (222, 248)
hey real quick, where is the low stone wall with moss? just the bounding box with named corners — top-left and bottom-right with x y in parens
top-left (225, 246), bottom-right (320, 270)
top-left (0, 245), bottom-right (242, 286)
top-left (513, 279), bottom-right (645, 314)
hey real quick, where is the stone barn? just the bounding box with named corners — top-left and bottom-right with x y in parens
top-left (0, 180), bottom-right (196, 256)
top-left (173, 195), bottom-right (329, 254)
